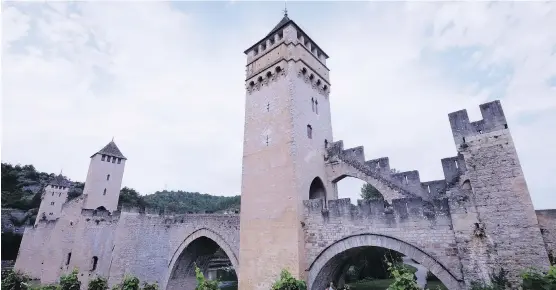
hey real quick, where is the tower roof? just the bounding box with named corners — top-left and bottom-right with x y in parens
top-left (244, 14), bottom-right (329, 58)
top-left (48, 174), bottom-right (72, 187)
top-left (91, 140), bottom-right (127, 160)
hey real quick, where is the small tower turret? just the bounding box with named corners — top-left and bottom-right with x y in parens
top-left (83, 140), bottom-right (127, 212)
top-left (36, 173), bottom-right (71, 224)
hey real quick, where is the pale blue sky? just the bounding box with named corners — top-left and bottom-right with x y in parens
top-left (2, 1), bottom-right (555, 209)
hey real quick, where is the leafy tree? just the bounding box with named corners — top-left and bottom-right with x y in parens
top-left (1, 270), bottom-right (30, 290)
top-left (88, 277), bottom-right (108, 290)
top-left (118, 187), bottom-right (146, 210)
top-left (385, 260), bottom-right (419, 290)
top-left (270, 269), bottom-right (306, 290)
top-left (141, 282), bottom-right (158, 290)
top-left (59, 269), bottom-right (80, 290)
top-left (194, 264), bottom-right (218, 290)
top-left (360, 183), bottom-right (383, 200)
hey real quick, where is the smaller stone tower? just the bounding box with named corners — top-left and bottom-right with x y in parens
top-left (35, 174), bottom-right (71, 224)
top-left (83, 140), bottom-right (127, 212)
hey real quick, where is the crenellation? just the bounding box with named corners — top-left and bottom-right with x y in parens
top-left (441, 155), bottom-right (466, 185)
top-left (364, 157), bottom-right (390, 172)
top-left (391, 170), bottom-right (421, 190)
top-left (341, 146), bottom-right (365, 163)
top-left (448, 100), bottom-right (508, 146)
top-left (421, 180), bottom-right (448, 198)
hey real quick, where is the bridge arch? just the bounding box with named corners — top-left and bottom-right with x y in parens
top-left (306, 234), bottom-right (463, 290)
top-left (163, 228), bottom-right (239, 290)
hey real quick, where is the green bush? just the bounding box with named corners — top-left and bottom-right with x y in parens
top-left (88, 277), bottom-right (108, 290)
top-left (1, 270), bottom-right (31, 290)
top-left (521, 265), bottom-right (556, 290)
top-left (385, 260), bottom-right (419, 290)
top-left (59, 269), bottom-right (80, 290)
top-left (121, 276), bottom-right (140, 290)
top-left (270, 269), bottom-right (306, 290)
top-left (194, 264), bottom-right (218, 290)
top-left (141, 282), bottom-right (158, 290)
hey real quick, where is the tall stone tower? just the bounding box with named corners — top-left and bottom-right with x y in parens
top-left (36, 174), bottom-right (71, 224)
top-left (83, 140), bottom-right (126, 212)
top-left (238, 12), bottom-right (334, 289)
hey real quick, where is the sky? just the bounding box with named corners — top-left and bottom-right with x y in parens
top-left (2, 1), bottom-right (555, 209)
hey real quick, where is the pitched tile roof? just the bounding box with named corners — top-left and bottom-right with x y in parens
top-left (91, 141), bottom-right (126, 159)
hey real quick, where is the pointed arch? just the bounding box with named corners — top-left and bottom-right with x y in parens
top-left (163, 228), bottom-right (239, 290)
top-left (309, 177), bottom-right (326, 201)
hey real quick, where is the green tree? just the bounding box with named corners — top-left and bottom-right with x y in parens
top-left (270, 269), bottom-right (306, 290)
top-left (385, 260), bottom-right (419, 290)
top-left (360, 183), bottom-right (383, 200)
top-left (59, 269), bottom-right (81, 290)
top-left (1, 270), bottom-right (30, 290)
top-left (194, 264), bottom-right (219, 290)
top-left (88, 277), bottom-right (108, 290)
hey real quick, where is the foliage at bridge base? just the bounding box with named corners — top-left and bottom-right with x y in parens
top-left (271, 270), bottom-right (307, 290)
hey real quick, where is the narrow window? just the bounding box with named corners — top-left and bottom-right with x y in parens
top-left (103, 188), bottom-right (107, 195)
top-left (117, 158), bottom-right (121, 164)
top-left (49, 212), bottom-right (53, 215)
top-left (101, 155), bottom-right (106, 161)
top-left (266, 135), bottom-right (269, 146)
top-left (66, 253), bottom-right (72, 265)
top-left (311, 98), bottom-right (315, 112)
top-left (52, 192), bottom-right (54, 196)
top-left (307, 125), bottom-right (313, 139)
top-left (324, 139), bottom-right (328, 149)
top-left (107, 156), bottom-right (111, 162)
top-left (91, 256), bottom-right (98, 271)
top-left (404, 175), bottom-right (408, 184)
top-left (107, 174), bottom-right (110, 181)
top-left (315, 100), bottom-right (319, 114)
top-left (59, 193), bottom-right (61, 197)
top-left (266, 102), bottom-right (270, 112)
top-left (111, 157), bottom-right (116, 163)
top-left (51, 201), bottom-right (55, 205)
top-left (454, 160), bottom-right (459, 169)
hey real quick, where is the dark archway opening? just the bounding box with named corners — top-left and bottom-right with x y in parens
top-left (167, 237), bottom-right (238, 290)
top-left (313, 246), bottom-right (447, 290)
top-left (309, 177), bottom-right (326, 201)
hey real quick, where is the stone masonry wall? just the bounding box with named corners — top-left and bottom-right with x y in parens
top-left (14, 198), bottom-right (240, 290)
top-left (536, 210), bottom-right (556, 264)
top-left (302, 198), bottom-right (464, 289)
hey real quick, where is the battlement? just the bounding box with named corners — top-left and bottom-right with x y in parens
top-left (448, 100), bottom-right (508, 146)
top-left (303, 197), bottom-right (451, 223)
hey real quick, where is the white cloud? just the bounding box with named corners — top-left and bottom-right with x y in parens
top-left (2, 2), bottom-right (554, 209)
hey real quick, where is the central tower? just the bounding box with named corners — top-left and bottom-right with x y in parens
top-left (238, 12), bottom-right (334, 289)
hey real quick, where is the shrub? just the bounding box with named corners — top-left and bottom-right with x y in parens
top-left (59, 269), bottom-right (80, 290)
top-left (1, 270), bottom-right (30, 290)
top-left (270, 269), bottom-right (306, 290)
top-left (141, 282), bottom-right (158, 290)
top-left (385, 260), bottom-right (420, 290)
top-left (194, 264), bottom-right (218, 290)
top-left (521, 265), bottom-right (556, 290)
top-left (88, 277), bottom-right (108, 290)
top-left (121, 276), bottom-right (140, 290)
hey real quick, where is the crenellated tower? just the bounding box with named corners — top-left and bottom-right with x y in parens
top-left (446, 100), bottom-right (551, 286)
top-left (83, 140), bottom-right (127, 212)
top-left (36, 174), bottom-right (71, 224)
top-left (238, 11), bottom-right (334, 289)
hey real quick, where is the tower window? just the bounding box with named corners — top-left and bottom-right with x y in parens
top-left (59, 193), bottom-right (61, 197)
top-left (307, 125), bottom-right (313, 139)
top-left (91, 256), bottom-right (98, 271)
top-left (112, 157), bottom-right (116, 163)
top-left (266, 135), bottom-right (269, 146)
top-left (309, 74), bottom-right (314, 81)
top-left (66, 253), bottom-right (72, 265)
top-left (323, 85), bottom-right (328, 92)
top-left (249, 81), bottom-right (255, 87)
top-left (107, 174), bottom-right (110, 181)
top-left (311, 98), bottom-right (315, 112)
top-left (52, 193), bottom-right (54, 196)
top-left (51, 202), bottom-right (55, 205)
top-left (261, 43), bottom-right (266, 51)
top-left (275, 66), bottom-right (282, 73)
top-left (101, 155), bottom-right (106, 161)
top-left (315, 100), bottom-right (319, 114)
top-left (103, 188), bottom-right (107, 195)
top-left (266, 71), bottom-right (272, 78)
top-left (301, 68), bottom-right (307, 75)
top-left (258, 76), bottom-right (263, 83)
top-left (277, 31), bottom-right (283, 40)
top-left (253, 48), bottom-right (259, 55)
top-left (107, 156), bottom-right (111, 162)
top-left (316, 80), bottom-right (321, 86)
top-left (269, 38), bottom-right (275, 45)
top-left (117, 158), bottom-right (121, 164)
top-left (267, 102), bottom-right (270, 112)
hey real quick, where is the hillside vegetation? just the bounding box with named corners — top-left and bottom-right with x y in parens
top-left (1, 162), bottom-right (241, 217)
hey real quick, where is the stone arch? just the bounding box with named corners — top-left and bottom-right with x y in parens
top-left (309, 177), bottom-right (327, 201)
top-left (328, 168), bottom-right (407, 202)
top-left (163, 228), bottom-right (239, 290)
top-left (306, 234), bottom-right (463, 290)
